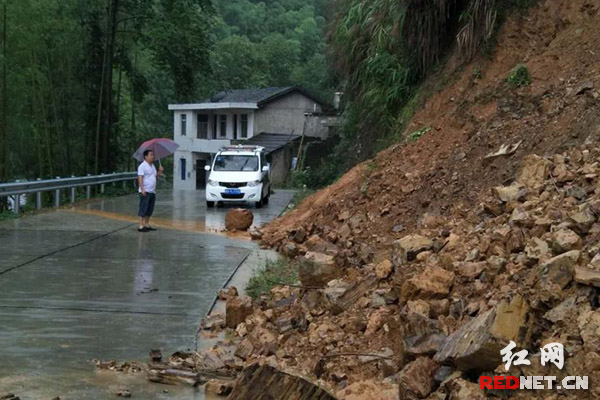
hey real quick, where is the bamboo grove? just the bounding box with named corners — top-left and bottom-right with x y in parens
top-left (0, 0), bottom-right (330, 184)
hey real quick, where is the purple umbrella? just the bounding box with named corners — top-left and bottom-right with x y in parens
top-left (133, 138), bottom-right (179, 163)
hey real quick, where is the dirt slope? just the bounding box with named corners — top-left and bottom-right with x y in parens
top-left (261, 0), bottom-right (600, 262)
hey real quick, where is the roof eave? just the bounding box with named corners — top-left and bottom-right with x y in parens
top-left (168, 102), bottom-right (259, 111)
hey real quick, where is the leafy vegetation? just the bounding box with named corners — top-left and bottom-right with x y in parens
top-left (0, 209), bottom-right (16, 221)
top-left (507, 64), bottom-right (532, 88)
top-left (289, 161), bottom-right (339, 189)
top-left (246, 258), bottom-right (298, 299)
top-left (207, 0), bottom-right (331, 100)
top-left (312, 0), bottom-right (537, 188)
top-left (407, 126), bottom-right (431, 142)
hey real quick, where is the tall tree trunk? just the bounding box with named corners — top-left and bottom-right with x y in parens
top-left (101, 0), bottom-right (119, 172)
top-left (94, 19), bottom-right (108, 175)
top-left (0, 3), bottom-right (6, 183)
top-left (115, 21), bottom-right (125, 169)
top-left (29, 68), bottom-right (44, 178)
top-left (129, 50), bottom-right (137, 172)
top-left (32, 53), bottom-right (54, 178)
top-left (45, 51), bottom-right (69, 175)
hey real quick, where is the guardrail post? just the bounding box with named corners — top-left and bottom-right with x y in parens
top-left (36, 178), bottom-right (42, 210)
top-left (13, 194), bottom-right (20, 215)
top-left (86, 174), bottom-right (91, 199)
top-left (54, 177), bottom-right (61, 208)
top-left (100, 173), bottom-right (105, 194)
top-left (70, 175), bottom-right (76, 204)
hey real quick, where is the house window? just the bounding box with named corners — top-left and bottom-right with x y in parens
top-left (219, 115), bottom-right (227, 138)
top-left (213, 115), bottom-right (217, 139)
top-left (197, 114), bottom-right (208, 139)
top-left (180, 158), bottom-right (186, 181)
top-left (241, 114), bottom-right (248, 138)
top-left (233, 115), bottom-right (238, 139)
top-left (181, 114), bottom-right (187, 136)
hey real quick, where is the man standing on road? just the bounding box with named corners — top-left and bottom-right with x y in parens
top-left (137, 150), bottom-right (163, 232)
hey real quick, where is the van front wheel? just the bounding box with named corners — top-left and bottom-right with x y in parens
top-left (206, 201), bottom-right (215, 207)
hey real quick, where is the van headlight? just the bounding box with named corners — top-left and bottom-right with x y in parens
top-left (247, 180), bottom-right (261, 187)
top-left (208, 179), bottom-right (219, 186)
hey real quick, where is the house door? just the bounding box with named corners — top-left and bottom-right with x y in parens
top-left (196, 159), bottom-right (207, 189)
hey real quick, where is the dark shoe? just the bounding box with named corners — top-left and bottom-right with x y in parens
top-left (138, 227), bottom-right (149, 232)
top-left (146, 226), bottom-right (157, 231)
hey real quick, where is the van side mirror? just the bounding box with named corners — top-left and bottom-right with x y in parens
top-left (262, 165), bottom-right (270, 172)
top-left (204, 165), bottom-right (211, 171)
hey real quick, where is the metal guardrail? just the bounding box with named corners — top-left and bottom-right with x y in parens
top-left (0, 172), bottom-right (137, 214)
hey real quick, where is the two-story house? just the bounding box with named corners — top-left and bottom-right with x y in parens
top-left (169, 86), bottom-right (336, 190)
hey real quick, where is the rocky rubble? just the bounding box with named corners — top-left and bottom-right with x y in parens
top-left (192, 144), bottom-right (600, 399)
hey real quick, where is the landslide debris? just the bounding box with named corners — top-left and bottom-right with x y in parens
top-left (196, 144), bottom-right (600, 399)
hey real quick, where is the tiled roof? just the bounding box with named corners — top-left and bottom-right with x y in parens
top-left (205, 86), bottom-right (324, 107)
top-left (236, 133), bottom-right (301, 154)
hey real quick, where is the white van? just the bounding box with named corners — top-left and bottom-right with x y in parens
top-left (204, 145), bottom-right (271, 208)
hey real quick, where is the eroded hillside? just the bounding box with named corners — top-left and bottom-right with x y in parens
top-left (261, 0), bottom-right (600, 265)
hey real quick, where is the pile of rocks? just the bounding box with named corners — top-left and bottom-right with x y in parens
top-left (199, 144), bottom-right (600, 399)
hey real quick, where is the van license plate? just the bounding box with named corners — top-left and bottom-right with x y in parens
top-left (225, 188), bottom-right (241, 195)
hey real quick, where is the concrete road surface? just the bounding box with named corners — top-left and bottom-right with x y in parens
top-left (0, 189), bottom-right (295, 399)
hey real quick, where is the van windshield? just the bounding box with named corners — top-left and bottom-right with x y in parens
top-left (213, 155), bottom-right (259, 172)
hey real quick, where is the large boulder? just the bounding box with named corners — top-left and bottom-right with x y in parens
top-left (400, 266), bottom-right (455, 303)
top-left (539, 250), bottom-right (580, 289)
top-left (568, 205), bottom-right (597, 234)
top-left (396, 357), bottom-right (438, 399)
top-left (551, 229), bottom-right (582, 254)
top-left (204, 379), bottom-right (234, 396)
top-left (434, 295), bottom-right (533, 372)
top-left (394, 235), bottom-right (434, 264)
top-left (225, 208), bottom-right (254, 231)
top-left (375, 259), bottom-right (393, 279)
top-left (492, 183), bottom-right (527, 203)
top-left (517, 154), bottom-right (551, 188)
top-left (303, 235), bottom-right (339, 255)
top-left (226, 296), bottom-right (253, 329)
top-left (299, 252), bottom-right (340, 287)
top-left (577, 308), bottom-right (600, 352)
top-left (228, 363), bottom-right (336, 400)
top-left (575, 266), bottom-right (600, 288)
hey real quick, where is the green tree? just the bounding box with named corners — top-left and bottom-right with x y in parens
top-left (212, 35), bottom-right (268, 89)
top-left (147, 0), bottom-right (214, 102)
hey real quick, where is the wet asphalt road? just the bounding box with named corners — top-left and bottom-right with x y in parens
top-left (0, 189), bottom-right (295, 399)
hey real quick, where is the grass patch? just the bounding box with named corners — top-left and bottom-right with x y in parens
top-left (507, 64), bottom-right (531, 88)
top-left (286, 188), bottom-right (315, 210)
top-left (246, 258), bottom-right (298, 300)
top-left (407, 126), bottom-right (431, 142)
top-left (0, 210), bottom-right (17, 221)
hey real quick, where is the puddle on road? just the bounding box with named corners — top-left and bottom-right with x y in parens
top-left (64, 207), bottom-right (251, 240)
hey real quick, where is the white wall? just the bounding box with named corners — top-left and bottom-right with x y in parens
top-left (173, 150), bottom-right (195, 190)
top-left (253, 92), bottom-right (323, 136)
top-left (173, 109), bottom-right (256, 190)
